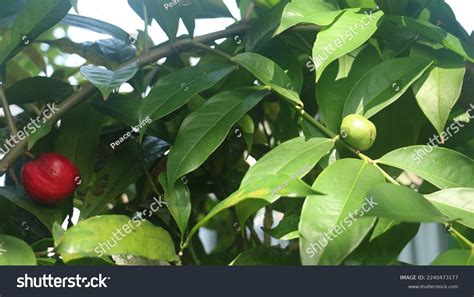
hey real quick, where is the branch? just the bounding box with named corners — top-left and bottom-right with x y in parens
top-left (191, 42), bottom-right (234, 62)
top-left (0, 82), bottom-right (18, 135)
top-left (0, 21), bottom-right (250, 175)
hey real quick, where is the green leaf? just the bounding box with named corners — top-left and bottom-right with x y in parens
top-left (232, 53), bottom-right (302, 106)
top-left (0, 235), bottom-right (37, 266)
top-left (262, 39), bottom-right (304, 93)
top-left (128, 0), bottom-right (179, 41)
top-left (5, 77), bottom-right (73, 104)
top-left (193, 0), bottom-right (232, 19)
top-left (431, 249), bottom-right (474, 266)
top-left (80, 143), bottom-right (143, 219)
top-left (375, 0), bottom-right (407, 15)
top-left (92, 94), bottom-right (140, 126)
top-left (426, 188), bottom-right (474, 228)
top-left (230, 247), bottom-right (299, 265)
top-left (411, 48), bottom-right (466, 135)
top-left (299, 159), bottom-right (386, 265)
top-left (187, 174), bottom-right (318, 246)
top-left (365, 184), bottom-right (448, 222)
top-left (56, 215), bottom-right (178, 263)
top-left (166, 88), bottom-right (268, 187)
top-left (346, 219), bottom-right (419, 265)
top-left (387, 16), bottom-right (474, 62)
top-left (27, 121), bottom-right (53, 150)
top-left (343, 57), bottom-right (432, 118)
top-left (313, 9), bottom-right (384, 81)
top-left (80, 62), bottom-right (139, 100)
top-left (70, 0), bottom-right (79, 13)
top-left (159, 173), bottom-right (191, 235)
top-left (244, 137), bottom-right (334, 185)
top-left (317, 45), bottom-right (380, 132)
top-left (344, 0), bottom-right (377, 8)
top-left (0, 187), bottom-right (62, 230)
top-left (237, 137), bottom-right (334, 225)
top-left (267, 213), bottom-right (300, 240)
top-left (0, 0), bottom-right (71, 64)
top-left (139, 63), bottom-right (236, 124)
top-left (54, 103), bottom-right (104, 185)
top-left (244, 1), bottom-right (287, 52)
top-left (276, 0), bottom-right (341, 34)
top-left (378, 146), bottom-right (474, 189)
top-left (61, 14), bottom-right (132, 43)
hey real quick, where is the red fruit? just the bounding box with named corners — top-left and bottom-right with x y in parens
top-left (21, 152), bottom-right (81, 204)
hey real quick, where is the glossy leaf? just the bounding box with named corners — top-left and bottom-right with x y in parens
top-left (412, 47), bottom-right (466, 135)
top-left (130, 0), bottom-right (178, 40)
top-left (375, 0), bottom-right (407, 15)
top-left (56, 215), bottom-right (178, 263)
top-left (5, 77), bottom-right (73, 104)
top-left (343, 57), bottom-right (432, 118)
top-left (0, 187), bottom-right (62, 230)
top-left (378, 146), bottom-right (474, 189)
top-left (267, 214), bottom-right (300, 240)
top-left (366, 184), bottom-right (448, 222)
top-left (426, 188), bottom-right (474, 228)
top-left (0, 0), bottom-right (71, 63)
top-left (166, 88), bottom-right (268, 187)
top-left (316, 45), bottom-right (380, 132)
top-left (80, 62), bottom-right (139, 100)
top-left (431, 249), bottom-right (474, 266)
top-left (244, 1), bottom-right (287, 52)
top-left (139, 63), bottom-right (236, 124)
top-left (230, 247), bottom-right (299, 265)
top-left (277, 0), bottom-right (341, 34)
top-left (232, 53), bottom-right (302, 106)
top-left (347, 220), bottom-right (419, 265)
top-left (159, 173), bottom-right (191, 235)
top-left (92, 94), bottom-right (140, 126)
top-left (313, 9), bottom-right (383, 81)
top-left (237, 137), bottom-right (334, 225)
top-left (61, 14), bottom-right (131, 43)
top-left (388, 16), bottom-right (474, 62)
top-left (0, 235), bottom-right (37, 265)
top-left (80, 143), bottom-right (143, 219)
top-left (299, 159), bottom-right (386, 265)
top-left (187, 174), bottom-right (319, 246)
top-left (54, 103), bottom-right (104, 185)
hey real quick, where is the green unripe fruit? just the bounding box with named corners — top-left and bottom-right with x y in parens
top-left (340, 114), bottom-right (377, 151)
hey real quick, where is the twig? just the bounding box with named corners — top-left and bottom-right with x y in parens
top-left (191, 42), bottom-right (234, 62)
top-left (244, 1), bottom-right (255, 21)
top-left (188, 243), bottom-right (201, 265)
top-left (0, 82), bottom-right (18, 135)
top-left (446, 224), bottom-right (473, 248)
top-left (263, 205), bottom-right (273, 246)
top-left (142, 163), bottom-right (162, 197)
top-left (8, 168), bottom-right (20, 186)
top-left (247, 220), bottom-right (262, 245)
